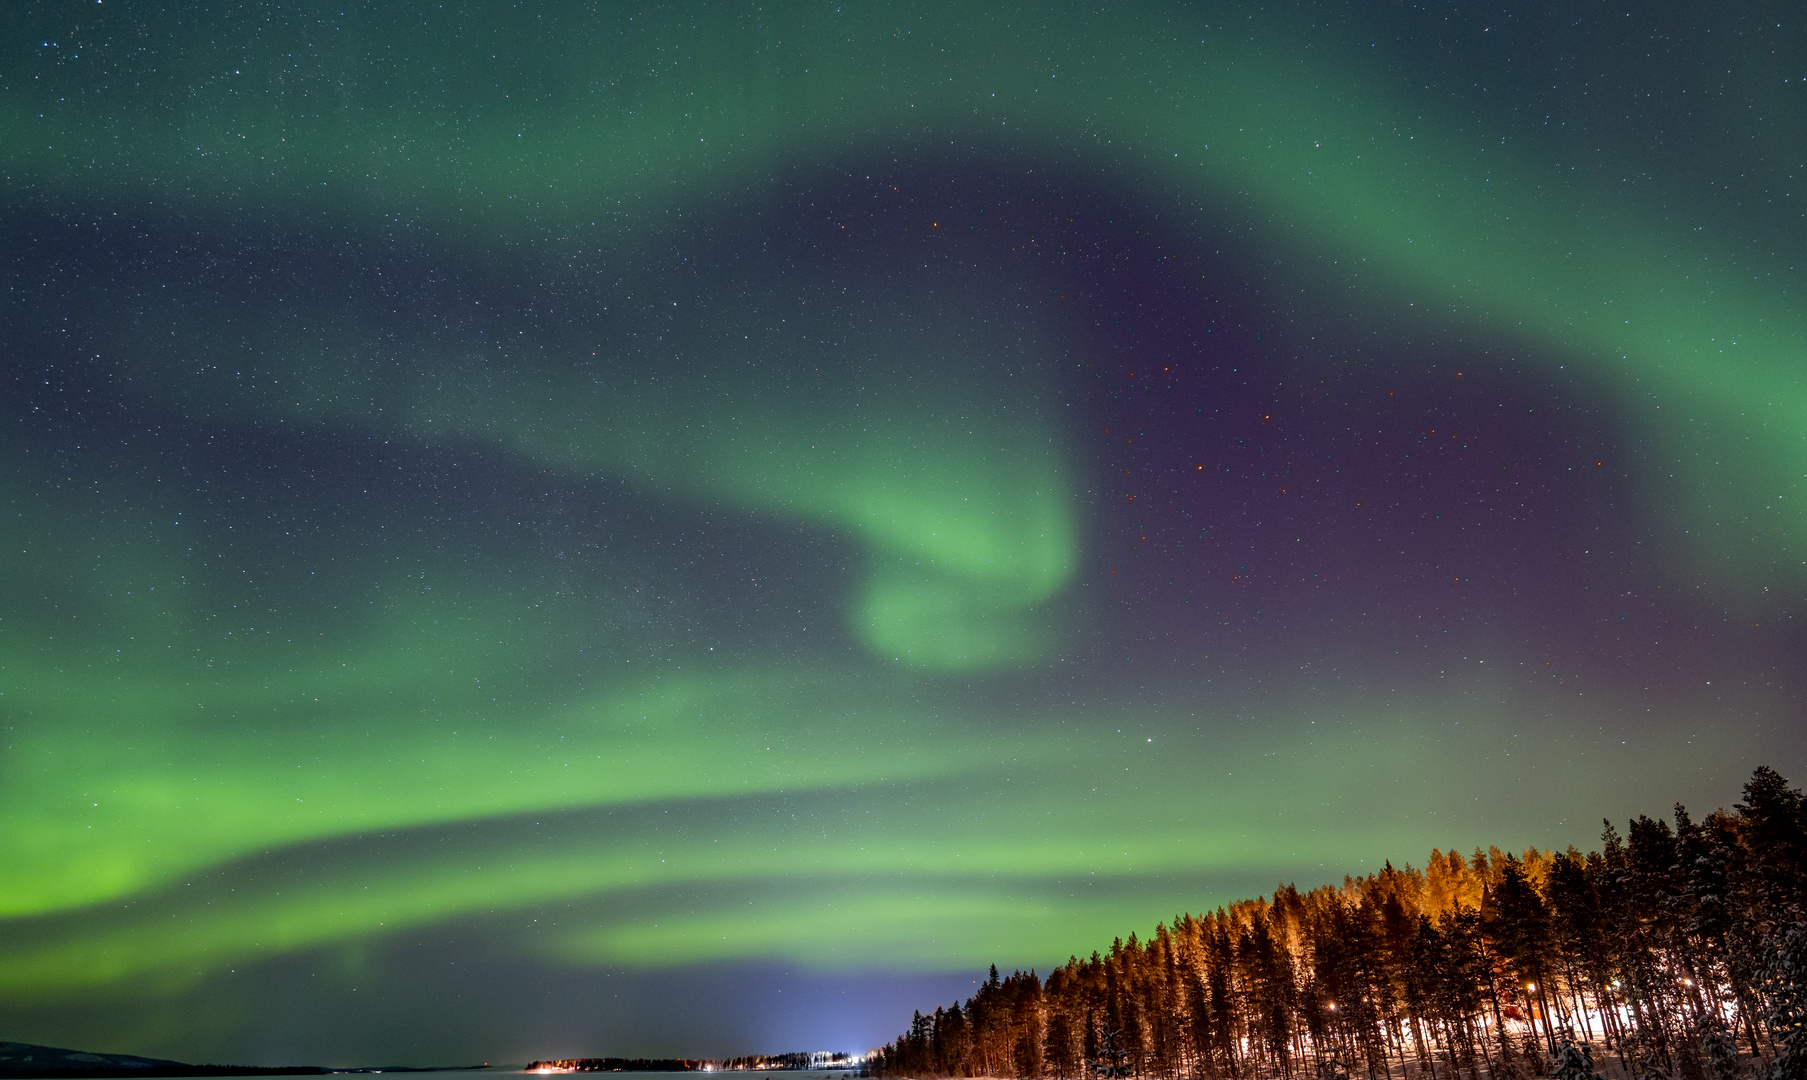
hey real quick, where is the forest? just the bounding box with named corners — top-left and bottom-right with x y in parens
top-left (870, 767), bottom-right (1806, 1080)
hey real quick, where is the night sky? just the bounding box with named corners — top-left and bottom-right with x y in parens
top-left (2, 0), bottom-right (1803, 1067)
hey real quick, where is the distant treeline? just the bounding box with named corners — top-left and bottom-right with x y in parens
top-left (720, 1054), bottom-right (863, 1071)
top-left (526, 1053), bottom-right (863, 1072)
top-left (871, 766), bottom-right (1807, 1080)
top-left (526, 1062), bottom-right (712, 1073)
top-left (0, 1039), bottom-right (489, 1079)
top-left (0, 1070), bottom-right (330, 1079)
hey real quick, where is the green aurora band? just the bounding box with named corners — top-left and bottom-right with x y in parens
top-left (1, 1), bottom-right (1801, 1009)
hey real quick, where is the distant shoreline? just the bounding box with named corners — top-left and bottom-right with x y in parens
top-left (0, 1043), bottom-right (490, 1080)
top-left (523, 1056), bottom-right (863, 1075)
top-left (0, 1069), bottom-right (330, 1079)
top-left (0, 1069), bottom-right (492, 1079)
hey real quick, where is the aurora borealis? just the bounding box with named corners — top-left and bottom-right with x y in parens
top-left (2, 0), bottom-right (1803, 1066)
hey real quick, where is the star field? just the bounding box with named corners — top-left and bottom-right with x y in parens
top-left (1, 0), bottom-right (1802, 1066)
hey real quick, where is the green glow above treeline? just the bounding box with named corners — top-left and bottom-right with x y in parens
top-left (0, 0), bottom-right (1800, 1006)
top-left (6, 3), bottom-right (1798, 589)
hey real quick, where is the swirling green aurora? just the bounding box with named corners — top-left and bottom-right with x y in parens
top-left (1, 0), bottom-right (1802, 1063)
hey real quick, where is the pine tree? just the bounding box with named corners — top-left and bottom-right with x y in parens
top-left (1762, 920), bottom-right (1807, 1080)
top-left (1553, 1038), bottom-right (1606, 1080)
top-left (1699, 1018), bottom-right (1743, 1080)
